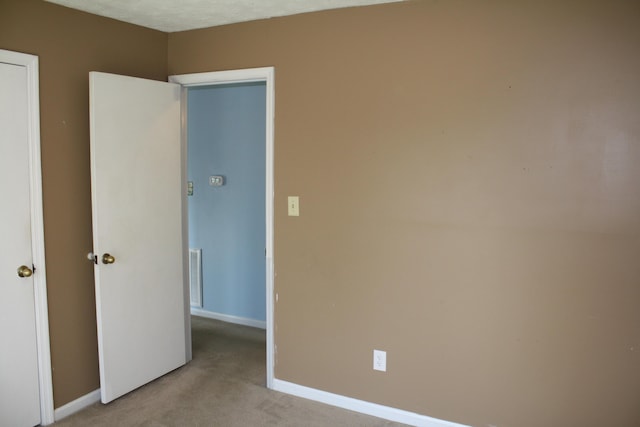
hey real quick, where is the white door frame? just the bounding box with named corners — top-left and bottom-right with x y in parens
top-left (169, 67), bottom-right (275, 388)
top-left (0, 49), bottom-right (54, 425)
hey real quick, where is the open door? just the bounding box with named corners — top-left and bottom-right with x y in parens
top-left (89, 72), bottom-right (187, 403)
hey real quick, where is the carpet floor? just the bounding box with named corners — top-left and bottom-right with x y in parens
top-left (53, 316), bottom-right (406, 426)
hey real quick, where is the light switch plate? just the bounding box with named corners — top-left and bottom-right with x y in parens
top-left (288, 196), bottom-right (299, 216)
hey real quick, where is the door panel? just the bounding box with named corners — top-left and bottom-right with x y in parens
top-left (0, 62), bottom-right (41, 426)
top-left (89, 72), bottom-right (186, 403)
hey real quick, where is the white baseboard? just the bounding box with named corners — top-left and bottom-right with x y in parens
top-left (50, 365), bottom-right (466, 427)
top-left (191, 307), bottom-right (266, 329)
top-left (54, 389), bottom-right (101, 421)
top-left (272, 379), bottom-right (469, 427)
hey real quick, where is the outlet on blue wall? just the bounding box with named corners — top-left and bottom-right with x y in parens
top-left (187, 82), bottom-right (266, 321)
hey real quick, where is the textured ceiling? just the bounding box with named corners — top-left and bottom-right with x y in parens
top-left (44, 0), bottom-right (404, 33)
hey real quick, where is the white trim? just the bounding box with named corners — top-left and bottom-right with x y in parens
top-left (170, 67), bottom-right (275, 389)
top-left (0, 49), bottom-right (55, 426)
top-left (170, 67), bottom-right (273, 87)
top-left (264, 68), bottom-right (276, 390)
top-left (272, 380), bottom-right (470, 427)
top-left (53, 389), bottom-right (101, 421)
top-left (192, 308), bottom-right (266, 330)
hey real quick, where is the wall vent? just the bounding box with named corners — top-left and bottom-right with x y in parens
top-left (189, 248), bottom-right (203, 308)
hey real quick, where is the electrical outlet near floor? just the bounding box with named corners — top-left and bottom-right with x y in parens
top-left (373, 349), bottom-right (386, 372)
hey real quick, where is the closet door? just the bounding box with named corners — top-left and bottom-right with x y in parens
top-left (0, 61), bottom-right (41, 427)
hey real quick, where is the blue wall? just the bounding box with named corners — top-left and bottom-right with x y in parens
top-left (187, 82), bottom-right (266, 321)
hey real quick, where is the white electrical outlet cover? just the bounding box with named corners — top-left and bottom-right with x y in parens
top-left (373, 349), bottom-right (386, 372)
top-left (209, 175), bottom-right (224, 186)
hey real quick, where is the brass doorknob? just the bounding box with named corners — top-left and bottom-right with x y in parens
top-left (17, 265), bottom-right (33, 278)
top-left (102, 253), bottom-right (115, 264)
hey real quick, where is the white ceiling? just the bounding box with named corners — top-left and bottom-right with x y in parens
top-left (44, 0), bottom-right (404, 33)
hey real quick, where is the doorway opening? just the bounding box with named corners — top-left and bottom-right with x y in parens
top-left (186, 81), bottom-right (267, 327)
top-left (170, 68), bottom-right (275, 388)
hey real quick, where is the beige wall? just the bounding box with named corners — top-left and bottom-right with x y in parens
top-left (0, 0), bottom-right (167, 407)
top-left (170, 1), bottom-right (640, 426)
top-left (2, 0), bottom-right (640, 425)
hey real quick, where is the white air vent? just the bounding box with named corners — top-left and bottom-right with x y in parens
top-left (189, 248), bottom-right (203, 308)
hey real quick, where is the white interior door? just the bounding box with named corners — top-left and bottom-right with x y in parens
top-left (89, 72), bottom-right (187, 404)
top-left (0, 62), bottom-right (41, 426)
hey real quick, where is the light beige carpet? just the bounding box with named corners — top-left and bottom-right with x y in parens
top-left (54, 316), bottom-right (406, 426)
